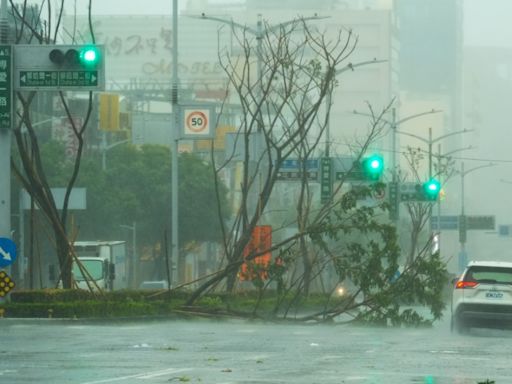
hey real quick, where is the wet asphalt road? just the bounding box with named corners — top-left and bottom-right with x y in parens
top-left (0, 313), bottom-right (509, 384)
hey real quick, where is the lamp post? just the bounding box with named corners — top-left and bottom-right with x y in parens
top-left (101, 138), bottom-right (129, 171)
top-left (325, 59), bottom-right (387, 156)
top-left (458, 161), bottom-right (495, 272)
top-left (395, 128), bottom-right (472, 179)
top-left (194, 12), bottom-right (328, 221)
top-left (352, 108), bottom-right (442, 221)
top-left (120, 222), bottom-right (137, 288)
top-left (395, 128), bottom-right (472, 229)
top-left (432, 144), bottom-right (473, 249)
top-left (193, 13), bottom-right (327, 130)
top-left (354, 108), bottom-right (442, 181)
top-left (193, 14), bottom-right (328, 79)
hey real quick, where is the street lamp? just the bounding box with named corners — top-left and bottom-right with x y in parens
top-left (431, 144), bottom-right (473, 249)
top-left (352, 107), bottom-right (442, 222)
top-left (191, 13), bottom-right (328, 131)
top-left (352, 108), bottom-right (442, 182)
top-left (394, 127), bottom-right (472, 179)
top-left (120, 222), bottom-right (137, 288)
top-left (396, 128), bottom-right (472, 242)
top-left (457, 161), bottom-right (495, 272)
top-left (101, 138), bottom-right (129, 171)
top-left (324, 59), bottom-right (388, 156)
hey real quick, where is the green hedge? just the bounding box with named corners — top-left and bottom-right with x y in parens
top-left (0, 288), bottom-right (186, 319)
top-left (2, 300), bottom-right (175, 319)
top-left (9, 288), bottom-right (181, 303)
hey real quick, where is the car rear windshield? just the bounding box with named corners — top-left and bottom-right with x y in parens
top-left (466, 266), bottom-right (512, 285)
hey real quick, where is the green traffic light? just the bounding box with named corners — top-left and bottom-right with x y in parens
top-left (362, 154), bottom-right (384, 180)
top-left (79, 45), bottom-right (100, 67)
top-left (422, 178), bottom-right (441, 200)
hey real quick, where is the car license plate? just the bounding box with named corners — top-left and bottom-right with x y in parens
top-left (486, 291), bottom-right (504, 299)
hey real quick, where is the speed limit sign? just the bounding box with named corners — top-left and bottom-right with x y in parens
top-left (181, 105), bottom-right (216, 139)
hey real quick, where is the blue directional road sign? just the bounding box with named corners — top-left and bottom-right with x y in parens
top-left (0, 238), bottom-right (16, 268)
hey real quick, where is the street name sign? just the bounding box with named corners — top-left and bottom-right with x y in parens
top-left (276, 170), bottom-right (318, 181)
top-left (277, 158), bottom-right (319, 181)
top-left (19, 70), bottom-right (99, 88)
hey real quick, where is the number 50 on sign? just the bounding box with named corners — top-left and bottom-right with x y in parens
top-left (181, 105), bottom-right (216, 139)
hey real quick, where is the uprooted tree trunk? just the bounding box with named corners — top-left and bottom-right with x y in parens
top-left (10, 1), bottom-right (97, 289)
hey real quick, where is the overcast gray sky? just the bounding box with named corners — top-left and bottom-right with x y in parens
top-left (55, 0), bottom-right (512, 48)
top-left (464, 0), bottom-right (512, 47)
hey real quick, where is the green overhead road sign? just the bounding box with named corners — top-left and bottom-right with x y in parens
top-left (19, 70), bottom-right (99, 88)
top-left (388, 182), bottom-right (399, 220)
top-left (399, 182), bottom-right (440, 202)
top-left (335, 170), bottom-right (364, 181)
top-left (467, 215), bottom-right (495, 230)
top-left (320, 157), bottom-right (332, 203)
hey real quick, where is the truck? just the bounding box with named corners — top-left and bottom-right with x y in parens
top-left (71, 241), bottom-right (128, 291)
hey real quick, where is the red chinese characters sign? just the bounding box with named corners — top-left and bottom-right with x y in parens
top-left (240, 225), bottom-right (272, 281)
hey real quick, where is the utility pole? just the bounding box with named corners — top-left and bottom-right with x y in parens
top-left (171, 0), bottom-right (179, 285)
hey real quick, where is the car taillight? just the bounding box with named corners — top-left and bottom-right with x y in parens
top-left (455, 280), bottom-right (479, 289)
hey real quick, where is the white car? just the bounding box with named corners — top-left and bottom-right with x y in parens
top-left (451, 260), bottom-right (512, 333)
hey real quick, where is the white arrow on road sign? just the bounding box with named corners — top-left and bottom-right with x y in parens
top-left (0, 238), bottom-right (16, 268)
top-left (0, 246), bottom-right (11, 261)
